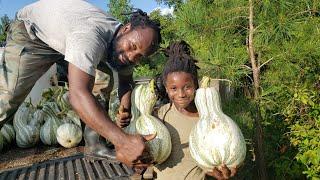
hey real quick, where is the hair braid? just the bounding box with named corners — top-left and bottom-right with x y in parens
top-left (125, 9), bottom-right (162, 54)
top-left (156, 41), bottom-right (199, 101)
top-left (162, 40), bottom-right (199, 87)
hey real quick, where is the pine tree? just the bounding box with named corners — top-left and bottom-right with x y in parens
top-left (107, 0), bottom-right (133, 23)
top-left (0, 14), bottom-right (11, 45)
top-left (161, 0), bottom-right (320, 178)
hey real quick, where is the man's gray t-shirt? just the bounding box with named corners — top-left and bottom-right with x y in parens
top-left (17, 0), bottom-right (132, 76)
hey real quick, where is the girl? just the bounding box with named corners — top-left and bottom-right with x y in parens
top-left (153, 41), bottom-right (237, 180)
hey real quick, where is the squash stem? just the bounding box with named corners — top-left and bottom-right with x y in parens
top-left (200, 76), bottom-right (210, 88)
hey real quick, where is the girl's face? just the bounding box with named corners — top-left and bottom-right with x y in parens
top-left (165, 72), bottom-right (196, 110)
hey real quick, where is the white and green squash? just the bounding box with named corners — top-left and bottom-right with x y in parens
top-left (16, 125), bottom-right (40, 148)
top-left (13, 102), bottom-right (41, 148)
top-left (29, 108), bottom-right (46, 128)
top-left (65, 111), bottom-right (81, 127)
top-left (125, 80), bottom-right (172, 164)
top-left (189, 76), bottom-right (246, 171)
top-left (13, 102), bottom-right (33, 130)
top-left (1, 123), bottom-right (15, 145)
top-left (56, 123), bottom-right (83, 148)
top-left (108, 88), bottom-right (120, 123)
top-left (40, 114), bottom-right (62, 145)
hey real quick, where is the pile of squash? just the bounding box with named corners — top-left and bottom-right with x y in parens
top-left (0, 85), bottom-right (83, 151)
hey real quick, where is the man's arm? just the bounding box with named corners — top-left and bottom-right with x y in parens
top-left (118, 73), bottom-right (134, 110)
top-left (67, 63), bottom-right (153, 166)
top-left (116, 73), bottom-right (134, 128)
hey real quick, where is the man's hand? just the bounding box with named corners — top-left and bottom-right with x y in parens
top-left (206, 164), bottom-right (237, 180)
top-left (116, 105), bottom-right (131, 128)
top-left (115, 133), bottom-right (156, 168)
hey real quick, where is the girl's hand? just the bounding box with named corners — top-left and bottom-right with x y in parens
top-left (206, 164), bottom-right (237, 180)
top-left (116, 105), bottom-right (131, 128)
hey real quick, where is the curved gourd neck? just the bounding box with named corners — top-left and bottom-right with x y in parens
top-left (131, 79), bottom-right (157, 116)
top-left (196, 76), bottom-right (223, 121)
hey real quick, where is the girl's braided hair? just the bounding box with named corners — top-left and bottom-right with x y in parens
top-left (156, 40), bottom-right (199, 101)
top-left (162, 40), bottom-right (199, 87)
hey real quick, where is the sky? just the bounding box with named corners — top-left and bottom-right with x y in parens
top-left (0, 0), bottom-right (169, 19)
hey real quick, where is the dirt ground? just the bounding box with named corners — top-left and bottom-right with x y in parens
top-left (0, 144), bottom-right (84, 172)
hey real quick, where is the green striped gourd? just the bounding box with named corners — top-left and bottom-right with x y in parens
top-left (189, 76), bottom-right (246, 171)
top-left (13, 103), bottom-right (32, 130)
top-left (42, 102), bottom-right (61, 116)
top-left (40, 115), bottom-right (62, 145)
top-left (65, 111), bottom-right (81, 127)
top-left (29, 108), bottom-right (46, 128)
top-left (56, 123), bottom-right (82, 148)
top-left (104, 88), bottom-right (119, 146)
top-left (108, 88), bottom-right (120, 123)
top-left (0, 123), bottom-right (15, 145)
top-left (16, 125), bottom-right (40, 148)
top-left (125, 80), bottom-right (172, 164)
top-left (13, 102), bottom-right (41, 148)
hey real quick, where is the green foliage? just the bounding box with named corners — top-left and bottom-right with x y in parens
top-left (133, 53), bottom-right (167, 79)
top-left (0, 14), bottom-right (11, 44)
top-left (173, 0), bottom-right (249, 87)
top-left (155, 0), bottom-right (183, 9)
top-left (150, 9), bottom-right (178, 46)
top-left (158, 0), bottom-right (320, 178)
top-left (286, 87), bottom-right (320, 178)
top-left (133, 64), bottom-right (157, 79)
top-left (107, 0), bottom-right (132, 23)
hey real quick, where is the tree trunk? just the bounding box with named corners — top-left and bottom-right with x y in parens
top-left (248, 0), bottom-right (267, 179)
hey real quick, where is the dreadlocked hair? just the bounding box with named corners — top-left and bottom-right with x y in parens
top-left (161, 40), bottom-right (199, 89)
top-left (126, 9), bottom-right (162, 54)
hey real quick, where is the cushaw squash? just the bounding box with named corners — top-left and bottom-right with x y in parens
top-left (29, 108), bottom-right (46, 128)
top-left (108, 88), bottom-right (120, 123)
top-left (125, 80), bottom-right (172, 164)
top-left (56, 123), bottom-right (82, 148)
top-left (13, 102), bottom-right (40, 148)
top-left (40, 114), bottom-right (62, 145)
top-left (189, 76), bottom-right (246, 171)
top-left (1, 123), bottom-right (15, 145)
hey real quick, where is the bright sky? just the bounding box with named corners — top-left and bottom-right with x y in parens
top-left (0, 0), bottom-right (167, 19)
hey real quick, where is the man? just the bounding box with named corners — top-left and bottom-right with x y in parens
top-left (0, 0), bottom-right (160, 168)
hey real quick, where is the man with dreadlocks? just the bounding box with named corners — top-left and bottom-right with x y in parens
top-left (0, 0), bottom-right (161, 168)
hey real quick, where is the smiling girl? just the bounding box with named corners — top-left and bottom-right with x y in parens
top-left (153, 41), bottom-right (237, 180)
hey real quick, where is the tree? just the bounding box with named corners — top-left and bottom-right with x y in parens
top-left (159, 0), bottom-right (320, 178)
top-left (0, 14), bottom-right (11, 45)
top-left (107, 0), bottom-right (133, 23)
top-left (155, 0), bottom-right (183, 9)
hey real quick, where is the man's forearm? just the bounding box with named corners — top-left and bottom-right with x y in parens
top-left (119, 90), bottom-right (132, 110)
top-left (118, 74), bottom-right (134, 110)
top-left (69, 89), bottom-right (127, 146)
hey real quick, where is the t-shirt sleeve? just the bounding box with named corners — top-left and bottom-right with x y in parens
top-left (65, 32), bottom-right (105, 76)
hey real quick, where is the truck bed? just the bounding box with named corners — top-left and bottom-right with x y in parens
top-left (0, 145), bottom-right (135, 179)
